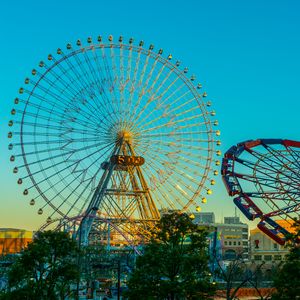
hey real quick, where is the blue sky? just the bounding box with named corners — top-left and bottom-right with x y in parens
top-left (0, 0), bottom-right (299, 230)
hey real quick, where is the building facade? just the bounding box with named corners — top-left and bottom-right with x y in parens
top-left (249, 227), bottom-right (289, 264)
top-left (193, 213), bottom-right (249, 260)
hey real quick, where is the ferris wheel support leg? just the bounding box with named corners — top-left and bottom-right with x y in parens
top-left (78, 146), bottom-right (120, 246)
top-left (79, 162), bottom-right (116, 246)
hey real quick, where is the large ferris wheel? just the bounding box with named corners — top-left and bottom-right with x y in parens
top-left (8, 35), bottom-right (220, 245)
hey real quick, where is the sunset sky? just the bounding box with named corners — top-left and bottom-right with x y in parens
top-left (0, 0), bottom-right (299, 230)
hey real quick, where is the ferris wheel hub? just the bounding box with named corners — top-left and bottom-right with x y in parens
top-left (117, 130), bottom-right (132, 143)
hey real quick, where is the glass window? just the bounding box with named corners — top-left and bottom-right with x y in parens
top-left (273, 243), bottom-right (278, 249)
top-left (254, 255), bottom-right (262, 261)
top-left (243, 241), bottom-right (248, 246)
top-left (229, 241), bottom-right (232, 245)
top-left (264, 255), bottom-right (272, 261)
top-left (224, 241), bottom-right (227, 245)
top-left (274, 255), bottom-right (282, 261)
top-left (233, 241), bottom-right (236, 245)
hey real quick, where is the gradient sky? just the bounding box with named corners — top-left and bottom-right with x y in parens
top-left (0, 0), bottom-right (299, 231)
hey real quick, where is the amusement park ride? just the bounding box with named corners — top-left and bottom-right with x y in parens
top-left (8, 35), bottom-right (221, 250)
top-left (222, 139), bottom-right (300, 245)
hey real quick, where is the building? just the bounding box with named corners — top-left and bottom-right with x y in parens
top-left (0, 228), bottom-right (33, 254)
top-left (216, 217), bottom-right (249, 260)
top-left (249, 220), bottom-right (293, 265)
top-left (193, 213), bottom-right (249, 260)
top-left (193, 212), bottom-right (215, 224)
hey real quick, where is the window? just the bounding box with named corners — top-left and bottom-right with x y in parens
top-left (238, 241), bottom-right (241, 245)
top-left (243, 241), bottom-right (248, 246)
top-left (264, 255), bottom-right (272, 261)
top-left (274, 255), bottom-right (282, 261)
top-left (242, 228), bottom-right (248, 233)
top-left (229, 241), bottom-right (232, 246)
top-left (273, 243), bottom-right (278, 249)
top-left (224, 249), bottom-right (236, 260)
top-left (224, 241), bottom-right (227, 245)
top-left (254, 255), bottom-right (262, 261)
top-left (233, 241), bottom-right (236, 246)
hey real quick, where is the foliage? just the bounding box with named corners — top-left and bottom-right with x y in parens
top-left (0, 231), bottom-right (80, 300)
top-left (271, 219), bottom-right (300, 300)
top-left (124, 212), bottom-right (216, 300)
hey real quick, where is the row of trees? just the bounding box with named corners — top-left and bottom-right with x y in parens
top-left (0, 213), bottom-right (299, 299)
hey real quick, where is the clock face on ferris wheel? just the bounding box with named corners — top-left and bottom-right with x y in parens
top-left (8, 35), bottom-right (220, 225)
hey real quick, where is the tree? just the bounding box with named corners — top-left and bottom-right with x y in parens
top-left (0, 231), bottom-right (80, 300)
top-left (271, 219), bottom-right (300, 300)
top-left (213, 253), bottom-right (250, 300)
top-left (213, 250), bottom-right (273, 300)
top-left (124, 212), bottom-right (216, 300)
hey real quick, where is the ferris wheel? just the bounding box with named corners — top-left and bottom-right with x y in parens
top-left (8, 35), bottom-right (220, 244)
top-left (222, 139), bottom-right (300, 244)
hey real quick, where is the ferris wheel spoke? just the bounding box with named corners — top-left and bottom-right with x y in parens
top-left (128, 56), bottom-right (160, 123)
top-left (119, 45), bottom-right (125, 112)
top-left (236, 156), bottom-right (300, 187)
top-left (37, 169), bottom-right (89, 214)
top-left (248, 148), bottom-right (299, 179)
top-left (16, 121), bottom-right (107, 138)
top-left (81, 50), bottom-right (118, 123)
top-left (22, 90), bottom-right (103, 130)
top-left (28, 75), bottom-right (78, 106)
top-left (285, 147), bottom-right (300, 168)
top-left (264, 202), bottom-right (300, 218)
top-left (60, 51), bottom-right (115, 124)
top-left (242, 173), bottom-right (299, 193)
top-left (17, 140), bottom-right (110, 169)
top-left (35, 60), bottom-right (82, 97)
top-left (264, 144), bottom-right (298, 167)
top-left (110, 44), bottom-right (123, 116)
top-left (52, 154), bottom-right (108, 218)
top-left (50, 52), bottom-right (93, 93)
top-left (20, 140), bottom-right (114, 181)
top-left (136, 92), bottom-right (192, 130)
top-left (139, 114), bottom-right (209, 133)
top-left (125, 43), bottom-right (134, 83)
top-left (90, 52), bottom-right (118, 124)
top-left (137, 84), bottom-right (186, 128)
top-left (133, 64), bottom-right (176, 122)
top-left (56, 50), bottom-right (115, 124)
top-left (125, 49), bottom-right (144, 119)
top-left (131, 63), bottom-right (167, 123)
top-left (99, 46), bottom-right (118, 115)
top-left (246, 158), bottom-right (300, 187)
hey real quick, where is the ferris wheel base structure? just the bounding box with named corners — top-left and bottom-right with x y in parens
top-left (222, 139), bottom-right (300, 245)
